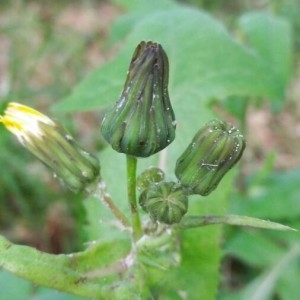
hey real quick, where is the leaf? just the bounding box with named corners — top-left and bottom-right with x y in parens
top-left (0, 234), bottom-right (130, 299)
top-left (54, 7), bottom-right (285, 115)
top-left (277, 256), bottom-right (300, 300)
top-left (241, 245), bottom-right (300, 300)
top-left (110, 0), bottom-right (176, 11)
top-left (0, 270), bottom-right (32, 300)
top-left (238, 13), bottom-right (292, 86)
top-left (34, 290), bottom-right (87, 300)
top-left (107, 0), bottom-right (178, 45)
top-left (224, 230), bottom-right (285, 268)
top-left (221, 218), bottom-right (300, 299)
top-left (0, 271), bottom-right (86, 300)
top-left (231, 169), bottom-right (300, 220)
top-left (220, 245), bottom-right (300, 300)
top-left (178, 215), bottom-right (296, 231)
top-left (238, 12), bottom-right (292, 111)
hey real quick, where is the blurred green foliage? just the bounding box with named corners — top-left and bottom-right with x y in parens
top-left (0, 0), bottom-right (300, 299)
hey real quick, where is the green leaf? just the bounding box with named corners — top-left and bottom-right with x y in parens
top-left (277, 256), bottom-right (300, 300)
top-left (224, 231), bottom-right (285, 268)
top-left (107, 0), bottom-right (178, 45)
top-left (235, 245), bottom-right (300, 300)
top-left (178, 215), bottom-right (296, 231)
top-left (220, 245), bottom-right (300, 300)
top-left (238, 12), bottom-right (292, 111)
top-left (0, 270), bottom-right (32, 300)
top-left (54, 7), bottom-right (285, 115)
top-left (238, 12), bottom-right (292, 86)
top-left (110, 0), bottom-right (176, 11)
top-left (231, 169), bottom-right (300, 220)
top-left (34, 289), bottom-right (87, 300)
top-left (0, 234), bottom-right (130, 299)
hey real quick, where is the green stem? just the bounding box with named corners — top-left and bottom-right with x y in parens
top-left (93, 181), bottom-right (130, 228)
top-left (126, 155), bottom-right (142, 241)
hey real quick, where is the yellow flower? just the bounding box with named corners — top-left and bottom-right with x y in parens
top-left (0, 102), bottom-right (100, 192)
top-left (0, 102), bottom-right (55, 142)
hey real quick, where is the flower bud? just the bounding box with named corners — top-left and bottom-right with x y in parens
top-left (175, 120), bottom-right (245, 196)
top-left (136, 166), bottom-right (165, 192)
top-left (139, 181), bottom-right (188, 224)
top-left (101, 41), bottom-right (176, 157)
top-left (0, 102), bottom-right (100, 192)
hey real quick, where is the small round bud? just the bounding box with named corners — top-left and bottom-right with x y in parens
top-left (175, 119), bottom-right (245, 196)
top-left (101, 41), bottom-right (176, 157)
top-left (136, 166), bottom-right (165, 192)
top-left (139, 182), bottom-right (188, 224)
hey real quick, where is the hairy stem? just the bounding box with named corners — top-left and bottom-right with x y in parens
top-left (92, 180), bottom-right (130, 228)
top-left (126, 155), bottom-right (142, 241)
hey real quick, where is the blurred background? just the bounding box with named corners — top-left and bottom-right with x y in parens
top-left (0, 0), bottom-right (300, 299)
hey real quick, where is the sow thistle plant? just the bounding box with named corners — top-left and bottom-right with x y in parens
top-left (0, 41), bottom-right (295, 299)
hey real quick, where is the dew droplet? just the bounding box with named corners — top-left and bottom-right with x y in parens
top-left (117, 96), bottom-right (126, 109)
top-left (65, 134), bottom-right (73, 141)
top-left (82, 170), bottom-right (88, 177)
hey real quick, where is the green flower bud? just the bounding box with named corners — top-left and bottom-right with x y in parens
top-left (101, 41), bottom-right (176, 157)
top-left (0, 102), bottom-right (100, 193)
top-left (175, 119), bottom-right (245, 196)
top-left (139, 182), bottom-right (188, 224)
top-left (136, 166), bottom-right (165, 192)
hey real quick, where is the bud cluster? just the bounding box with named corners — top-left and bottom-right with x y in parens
top-left (136, 166), bottom-right (165, 192)
top-left (0, 41), bottom-right (246, 229)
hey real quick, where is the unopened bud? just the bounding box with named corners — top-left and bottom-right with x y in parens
top-left (175, 120), bottom-right (245, 196)
top-left (139, 181), bottom-right (188, 224)
top-left (136, 166), bottom-right (165, 192)
top-left (0, 102), bottom-right (100, 192)
top-left (101, 41), bottom-right (176, 157)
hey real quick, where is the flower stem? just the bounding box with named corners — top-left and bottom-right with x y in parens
top-left (93, 181), bottom-right (130, 228)
top-left (126, 155), bottom-right (142, 241)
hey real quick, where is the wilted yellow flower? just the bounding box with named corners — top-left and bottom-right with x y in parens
top-left (0, 102), bottom-right (100, 192)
